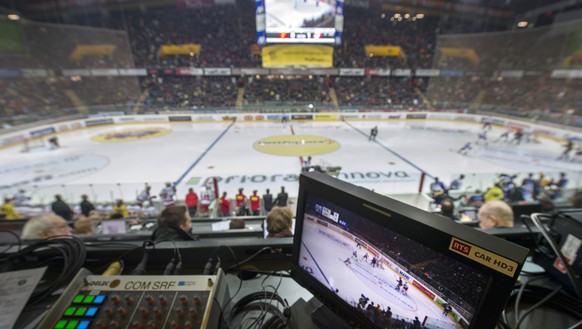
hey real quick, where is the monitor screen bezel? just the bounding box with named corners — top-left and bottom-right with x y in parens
top-left (291, 172), bottom-right (529, 329)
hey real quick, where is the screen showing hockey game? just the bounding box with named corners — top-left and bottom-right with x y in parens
top-left (297, 193), bottom-right (490, 328)
top-left (257, 0), bottom-right (343, 44)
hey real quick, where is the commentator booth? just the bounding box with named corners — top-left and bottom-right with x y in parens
top-left (1, 173), bottom-right (581, 329)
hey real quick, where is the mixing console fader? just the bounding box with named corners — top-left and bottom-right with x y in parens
top-left (38, 269), bottom-right (228, 329)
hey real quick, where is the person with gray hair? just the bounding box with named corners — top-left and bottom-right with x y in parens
top-left (477, 200), bottom-right (514, 229)
top-left (21, 214), bottom-right (72, 240)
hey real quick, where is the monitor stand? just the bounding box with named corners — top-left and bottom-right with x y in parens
top-left (288, 297), bottom-right (351, 329)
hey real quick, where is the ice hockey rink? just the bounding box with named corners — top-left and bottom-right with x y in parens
top-left (265, 0), bottom-right (335, 28)
top-left (0, 118), bottom-right (581, 205)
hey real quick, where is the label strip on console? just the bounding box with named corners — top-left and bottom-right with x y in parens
top-left (449, 237), bottom-right (518, 277)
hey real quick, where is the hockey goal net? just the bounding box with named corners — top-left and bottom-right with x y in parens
top-left (21, 137), bottom-right (47, 153)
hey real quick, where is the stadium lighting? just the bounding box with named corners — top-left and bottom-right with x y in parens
top-left (517, 21), bottom-right (528, 28)
top-left (416, 13), bottom-right (425, 19)
top-left (308, 104), bottom-right (314, 109)
top-left (189, 52), bottom-right (194, 56)
top-left (394, 13), bottom-right (401, 18)
top-left (404, 13), bottom-right (410, 19)
top-left (398, 17), bottom-right (403, 21)
top-left (7, 14), bottom-right (20, 20)
top-left (390, 17), bottom-right (395, 22)
top-left (412, 17), bottom-right (417, 21)
top-left (381, 13), bottom-right (386, 19)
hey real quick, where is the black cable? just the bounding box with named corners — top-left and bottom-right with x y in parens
top-left (531, 213), bottom-right (582, 299)
top-left (0, 230), bottom-right (22, 254)
top-left (226, 247), bottom-right (277, 272)
top-left (0, 236), bottom-right (86, 306)
top-left (514, 275), bottom-right (548, 326)
top-left (502, 283), bottom-right (582, 329)
top-left (566, 319), bottom-right (582, 329)
top-left (515, 284), bottom-right (563, 329)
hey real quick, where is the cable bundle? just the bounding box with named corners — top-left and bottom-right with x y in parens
top-left (0, 236), bottom-right (86, 305)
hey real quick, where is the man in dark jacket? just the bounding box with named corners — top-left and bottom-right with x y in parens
top-left (151, 206), bottom-right (198, 241)
top-left (51, 194), bottom-right (74, 221)
top-left (80, 194), bottom-right (95, 217)
top-left (274, 186), bottom-right (288, 207)
top-left (262, 189), bottom-right (273, 214)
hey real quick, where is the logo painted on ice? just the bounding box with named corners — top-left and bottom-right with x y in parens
top-left (0, 154), bottom-right (109, 191)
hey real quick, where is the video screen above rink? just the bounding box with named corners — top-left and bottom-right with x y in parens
top-left (256, 0), bottom-right (344, 45)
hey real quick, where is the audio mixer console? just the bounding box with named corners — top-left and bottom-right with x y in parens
top-left (38, 269), bottom-right (229, 329)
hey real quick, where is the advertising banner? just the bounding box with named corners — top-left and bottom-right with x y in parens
top-left (204, 68), bottom-right (231, 76)
top-left (339, 68), bottom-right (365, 76)
top-left (159, 44), bottom-right (201, 56)
top-left (118, 68), bottom-right (147, 76)
top-left (175, 68), bottom-right (204, 76)
top-left (90, 69), bottom-right (119, 76)
top-left (262, 45), bottom-right (334, 68)
top-left (415, 69), bottom-right (440, 77)
top-left (366, 68), bottom-right (391, 76)
top-left (62, 69), bottom-right (91, 77)
top-left (364, 45), bottom-right (405, 58)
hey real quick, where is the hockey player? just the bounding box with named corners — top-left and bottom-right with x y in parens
top-left (343, 257), bottom-right (351, 265)
top-left (496, 128), bottom-right (512, 143)
top-left (557, 139), bottom-right (574, 160)
top-left (137, 185), bottom-right (156, 207)
top-left (369, 126), bottom-right (378, 141)
top-left (219, 192), bottom-right (231, 217)
top-left (511, 128), bottom-right (524, 144)
top-left (249, 190), bottom-right (261, 215)
top-left (159, 182), bottom-right (176, 207)
top-left (402, 282), bottom-right (409, 295)
top-left (477, 129), bottom-right (488, 145)
top-left (395, 277), bottom-right (403, 291)
top-left (443, 303), bottom-right (453, 316)
top-left (235, 188), bottom-right (248, 216)
top-left (457, 142), bottom-right (473, 155)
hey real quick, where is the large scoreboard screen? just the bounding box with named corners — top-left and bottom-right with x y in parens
top-left (256, 0), bottom-right (343, 45)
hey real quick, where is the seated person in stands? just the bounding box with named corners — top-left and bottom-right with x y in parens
top-left (439, 199), bottom-right (459, 221)
top-left (1, 197), bottom-right (22, 220)
top-left (478, 200), bottom-right (514, 229)
top-left (74, 215), bottom-right (94, 235)
top-left (151, 206), bottom-right (198, 241)
top-left (266, 207), bottom-right (294, 238)
top-left (572, 192), bottom-right (582, 209)
top-left (229, 218), bottom-right (246, 229)
top-left (113, 199), bottom-right (129, 218)
top-left (21, 214), bottom-right (72, 240)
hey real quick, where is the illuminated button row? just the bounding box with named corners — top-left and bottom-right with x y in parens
top-left (54, 320), bottom-right (90, 329)
top-left (64, 307), bottom-right (99, 317)
top-left (72, 295), bottom-right (106, 304)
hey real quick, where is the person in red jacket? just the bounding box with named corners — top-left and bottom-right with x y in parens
top-left (185, 188), bottom-right (199, 218)
top-left (235, 188), bottom-right (248, 216)
top-left (219, 192), bottom-right (231, 217)
top-left (249, 190), bottom-right (261, 216)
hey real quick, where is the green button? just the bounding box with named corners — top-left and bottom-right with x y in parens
top-left (65, 320), bottom-right (78, 329)
top-left (73, 295), bottom-right (84, 303)
top-left (82, 296), bottom-right (94, 304)
top-left (74, 307), bottom-right (87, 316)
top-left (54, 320), bottom-right (67, 329)
top-left (64, 308), bottom-right (76, 316)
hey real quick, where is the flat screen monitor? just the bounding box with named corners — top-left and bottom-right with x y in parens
top-left (292, 172), bottom-right (529, 329)
top-left (511, 203), bottom-right (542, 227)
top-left (255, 0), bottom-right (344, 45)
top-left (101, 220), bottom-right (127, 235)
